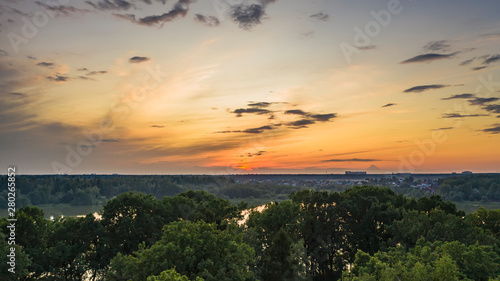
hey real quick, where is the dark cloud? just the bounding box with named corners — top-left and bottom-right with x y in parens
top-left (77, 67), bottom-right (88, 71)
top-left (46, 75), bottom-right (69, 82)
top-left (357, 45), bottom-right (376, 50)
top-left (284, 109), bottom-right (308, 116)
top-left (400, 52), bottom-right (459, 64)
top-left (483, 104), bottom-right (500, 114)
top-left (423, 40), bottom-right (451, 52)
top-left (0, 49), bottom-right (8, 57)
top-left (483, 54), bottom-right (500, 65)
top-left (227, 0), bottom-right (277, 30)
top-left (35, 2), bottom-right (91, 17)
top-left (86, 0), bottom-right (133, 11)
top-left (310, 113), bottom-right (336, 122)
top-left (27, 55), bottom-right (36, 60)
top-left (232, 108), bottom-right (272, 117)
top-left (248, 102), bottom-right (272, 108)
top-left (323, 158), bottom-right (381, 162)
top-left (129, 56), bottom-right (150, 63)
top-left (194, 14), bottom-right (220, 27)
top-left (404, 84), bottom-right (449, 93)
top-left (310, 12), bottom-right (329, 21)
top-left (472, 66), bottom-right (487, 71)
top-left (284, 110), bottom-right (336, 121)
top-left (151, 125), bottom-right (164, 128)
top-left (114, 0), bottom-right (195, 27)
top-left (441, 93), bottom-right (475, 100)
top-left (77, 76), bottom-right (96, 81)
top-left (87, 70), bottom-right (107, 75)
top-left (382, 103), bottom-right (397, 108)
top-left (37, 62), bottom-right (54, 67)
top-left (9, 92), bottom-right (24, 96)
top-left (481, 124), bottom-right (500, 134)
top-left (468, 97), bottom-right (500, 105)
top-left (442, 113), bottom-right (489, 118)
top-left (287, 119), bottom-right (315, 128)
top-left (459, 58), bottom-right (475, 66)
top-left (229, 4), bottom-right (265, 30)
top-left (433, 127), bottom-right (454, 131)
top-left (243, 125), bottom-right (274, 134)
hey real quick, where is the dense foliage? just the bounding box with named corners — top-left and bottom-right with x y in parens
top-left (1, 184), bottom-right (499, 280)
top-left (438, 175), bottom-right (500, 202)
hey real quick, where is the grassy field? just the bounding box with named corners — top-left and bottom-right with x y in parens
top-left (0, 204), bottom-right (106, 219)
top-left (452, 201), bottom-right (500, 214)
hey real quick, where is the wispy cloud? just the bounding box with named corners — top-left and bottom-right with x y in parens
top-left (129, 56), bottom-right (150, 63)
top-left (400, 52), bottom-right (458, 64)
top-left (87, 70), bottom-right (107, 75)
top-left (310, 12), bottom-right (329, 22)
top-left (423, 40), bottom-right (451, 52)
top-left (483, 104), bottom-right (500, 114)
top-left (323, 158), bottom-right (382, 162)
top-left (357, 45), bottom-right (377, 50)
top-left (86, 0), bottom-right (134, 11)
top-left (404, 84), bottom-right (449, 93)
top-left (46, 75), bottom-right (70, 82)
top-left (232, 108), bottom-right (272, 117)
top-left (442, 113), bottom-right (489, 118)
top-left (483, 54), bottom-right (500, 65)
top-left (37, 62), bottom-right (54, 67)
top-left (194, 14), bottom-right (220, 27)
top-left (468, 97), bottom-right (500, 105)
top-left (228, 0), bottom-right (278, 30)
top-left (382, 103), bottom-right (397, 108)
top-left (481, 124), bottom-right (500, 134)
top-left (441, 93), bottom-right (475, 100)
top-left (36, 1), bottom-right (91, 17)
top-left (113, 0), bottom-right (195, 27)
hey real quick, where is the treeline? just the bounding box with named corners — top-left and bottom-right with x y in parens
top-left (1, 186), bottom-right (499, 280)
top-left (1, 174), bottom-right (500, 209)
top-left (438, 174), bottom-right (500, 202)
top-left (0, 175), bottom-right (303, 208)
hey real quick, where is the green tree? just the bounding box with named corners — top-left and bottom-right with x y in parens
top-left (147, 269), bottom-right (204, 281)
top-left (107, 220), bottom-right (254, 281)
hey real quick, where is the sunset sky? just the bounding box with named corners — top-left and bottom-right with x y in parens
top-left (1, 0), bottom-right (499, 174)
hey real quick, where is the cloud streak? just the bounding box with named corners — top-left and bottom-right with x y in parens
top-left (129, 56), bottom-right (150, 63)
top-left (442, 113), bottom-right (489, 118)
top-left (194, 14), bottom-right (220, 27)
top-left (113, 0), bottom-right (195, 27)
top-left (441, 93), bottom-right (475, 100)
top-left (310, 12), bottom-right (329, 21)
top-left (400, 52), bottom-right (458, 64)
top-left (404, 84), bottom-right (449, 93)
top-left (323, 158), bottom-right (382, 162)
top-left (36, 2), bottom-right (91, 17)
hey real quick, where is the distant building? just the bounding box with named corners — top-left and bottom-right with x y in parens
top-left (345, 171), bottom-right (367, 175)
top-left (462, 171), bottom-right (473, 175)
